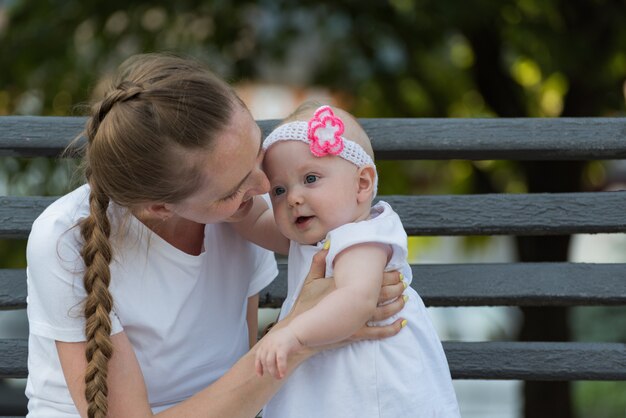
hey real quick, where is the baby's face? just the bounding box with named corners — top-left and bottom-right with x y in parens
top-left (263, 141), bottom-right (361, 245)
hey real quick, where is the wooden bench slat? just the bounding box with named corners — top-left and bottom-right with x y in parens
top-left (446, 341), bottom-right (626, 380)
top-left (410, 262), bottom-right (626, 306)
top-left (0, 196), bottom-right (56, 239)
top-left (0, 339), bottom-right (623, 381)
top-left (5, 262), bottom-right (626, 310)
top-left (3, 192), bottom-right (626, 239)
top-left (382, 192), bottom-right (626, 236)
top-left (0, 339), bottom-right (27, 378)
top-left (363, 117), bottom-right (626, 160)
top-left (261, 262), bottom-right (626, 307)
top-left (2, 116), bottom-right (626, 160)
top-left (0, 116), bottom-right (85, 157)
top-left (0, 270), bottom-right (26, 310)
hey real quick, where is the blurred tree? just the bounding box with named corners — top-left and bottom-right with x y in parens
top-left (1, 0), bottom-right (625, 416)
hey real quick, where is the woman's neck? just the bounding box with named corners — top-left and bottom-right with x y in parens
top-left (137, 212), bottom-right (206, 255)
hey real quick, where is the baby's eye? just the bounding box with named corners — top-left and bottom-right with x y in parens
top-left (305, 175), bottom-right (318, 184)
top-left (273, 186), bottom-right (286, 196)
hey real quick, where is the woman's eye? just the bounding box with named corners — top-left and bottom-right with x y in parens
top-left (222, 188), bottom-right (242, 201)
top-left (305, 175), bottom-right (318, 184)
top-left (273, 186), bottom-right (286, 196)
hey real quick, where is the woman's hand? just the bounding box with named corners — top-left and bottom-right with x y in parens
top-left (283, 249), bottom-right (406, 342)
top-left (284, 249), bottom-right (335, 317)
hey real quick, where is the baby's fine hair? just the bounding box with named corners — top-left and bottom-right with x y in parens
top-left (73, 53), bottom-right (240, 418)
top-left (283, 101), bottom-right (375, 161)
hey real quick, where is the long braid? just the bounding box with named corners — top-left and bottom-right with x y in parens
top-left (79, 83), bottom-right (142, 418)
top-left (80, 185), bottom-right (113, 418)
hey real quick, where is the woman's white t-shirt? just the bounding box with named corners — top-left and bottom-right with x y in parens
top-left (25, 185), bottom-right (277, 417)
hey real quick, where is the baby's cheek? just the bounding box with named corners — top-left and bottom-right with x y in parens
top-left (272, 205), bottom-right (282, 217)
top-left (274, 212), bottom-right (290, 232)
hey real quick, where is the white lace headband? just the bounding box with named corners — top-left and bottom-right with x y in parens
top-left (263, 105), bottom-right (378, 196)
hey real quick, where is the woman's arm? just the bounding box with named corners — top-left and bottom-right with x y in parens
top-left (57, 289), bottom-right (319, 418)
top-left (57, 331), bottom-right (312, 418)
top-left (230, 196), bottom-right (289, 254)
top-left (247, 294), bottom-right (260, 348)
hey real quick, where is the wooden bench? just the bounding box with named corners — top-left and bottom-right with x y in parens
top-left (1, 116), bottom-right (626, 416)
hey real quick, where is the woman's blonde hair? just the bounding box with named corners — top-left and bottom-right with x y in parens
top-left (75, 53), bottom-right (240, 418)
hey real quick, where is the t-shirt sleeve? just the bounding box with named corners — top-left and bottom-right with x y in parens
top-left (325, 203), bottom-right (413, 282)
top-left (26, 211), bottom-right (123, 342)
top-left (246, 244), bottom-right (278, 297)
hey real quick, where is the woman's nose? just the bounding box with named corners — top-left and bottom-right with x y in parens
top-left (248, 167), bottom-right (270, 197)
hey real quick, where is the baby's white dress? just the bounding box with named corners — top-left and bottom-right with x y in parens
top-left (262, 201), bottom-right (460, 418)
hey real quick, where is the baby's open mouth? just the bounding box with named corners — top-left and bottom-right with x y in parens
top-left (295, 216), bottom-right (313, 224)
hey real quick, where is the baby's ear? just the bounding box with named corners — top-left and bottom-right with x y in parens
top-left (356, 165), bottom-right (376, 203)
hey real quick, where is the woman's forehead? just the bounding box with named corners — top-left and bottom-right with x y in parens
top-left (197, 112), bottom-right (260, 192)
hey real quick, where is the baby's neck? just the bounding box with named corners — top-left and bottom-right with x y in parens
top-left (352, 204), bottom-right (373, 223)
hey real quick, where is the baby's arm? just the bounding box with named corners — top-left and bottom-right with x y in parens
top-left (231, 196), bottom-right (289, 255)
top-left (255, 242), bottom-right (390, 378)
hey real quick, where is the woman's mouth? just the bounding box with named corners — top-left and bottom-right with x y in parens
top-left (238, 198), bottom-right (253, 213)
top-left (226, 198), bottom-right (254, 222)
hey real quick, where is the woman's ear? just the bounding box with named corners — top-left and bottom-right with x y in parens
top-left (356, 165), bottom-right (376, 203)
top-left (144, 202), bottom-right (175, 221)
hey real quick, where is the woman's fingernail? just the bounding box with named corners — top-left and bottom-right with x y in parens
top-left (402, 281), bottom-right (407, 289)
top-left (323, 240), bottom-right (330, 250)
top-left (399, 273), bottom-right (404, 281)
top-left (401, 319), bottom-right (408, 328)
top-left (403, 295), bottom-right (408, 303)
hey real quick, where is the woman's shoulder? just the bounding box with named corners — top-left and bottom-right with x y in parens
top-left (32, 184), bottom-right (90, 229)
top-left (26, 186), bottom-right (92, 277)
top-left (29, 185), bottom-right (91, 252)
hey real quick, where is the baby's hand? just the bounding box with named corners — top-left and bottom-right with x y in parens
top-left (255, 326), bottom-right (304, 379)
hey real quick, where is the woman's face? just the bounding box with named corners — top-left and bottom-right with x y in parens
top-left (166, 104), bottom-right (270, 224)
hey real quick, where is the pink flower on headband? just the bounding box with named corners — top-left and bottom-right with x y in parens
top-left (307, 106), bottom-right (345, 157)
